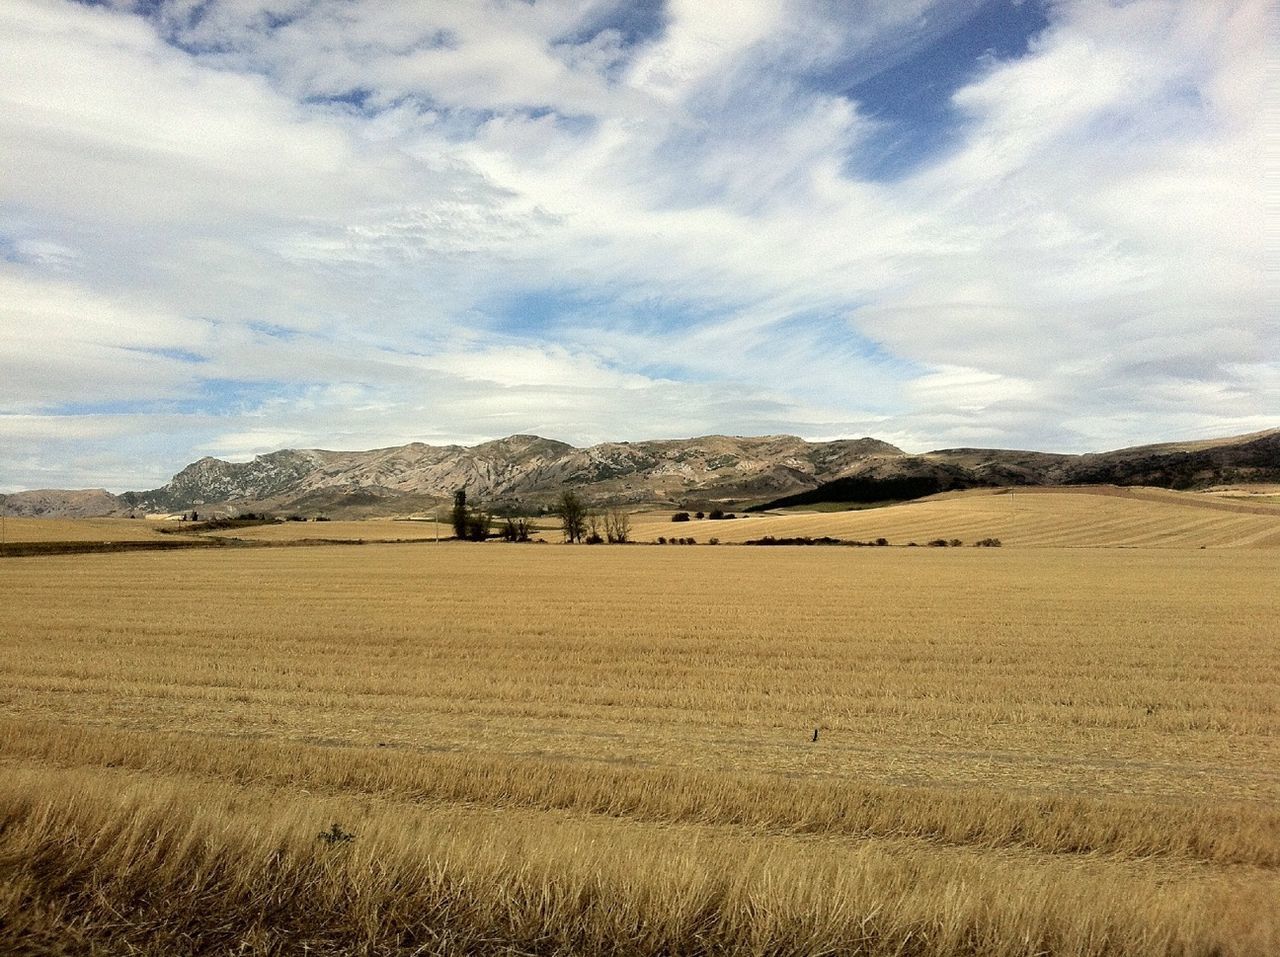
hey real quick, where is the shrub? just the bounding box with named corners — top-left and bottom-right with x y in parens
top-left (708, 509), bottom-right (724, 520)
top-left (671, 512), bottom-right (690, 523)
top-left (948, 539), bottom-right (963, 547)
top-left (875, 537), bottom-right (889, 546)
top-left (695, 511), bottom-right (705, 520)
top-left (927, 539), bottom-right (948, 547)
top-left (657, 536), bottom-right (666, 544)
top-left (317, 823), bottom-right (355, 846)
top-left (974, 538), bottom-right (1003, 547)
top-left (708, 537), bottom-right (719, 545)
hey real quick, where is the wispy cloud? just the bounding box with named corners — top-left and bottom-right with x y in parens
top-left (0, 0), bottom-right (1271, 490)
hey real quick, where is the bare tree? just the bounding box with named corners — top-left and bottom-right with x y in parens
top-left (585, 510), bottom-right (603, 544)
top-left (556, 490), bottom-right (586, 543)
top-left (604, 508), bottom-right (631, 544)
top-left (500, 517), bottom-right (533, 542)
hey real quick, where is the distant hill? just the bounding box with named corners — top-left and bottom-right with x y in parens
top-left (2, 489), bottom-right (125, 519)
top-left (751, 429), bottom-right (1280, 510)
top-left (4, 428), bottom-right (1277, 518)
top-left (634, 486), bottom-right (1280, 549)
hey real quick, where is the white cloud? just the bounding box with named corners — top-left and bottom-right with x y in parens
top-left (0, 0), bottom-right (1272, 489)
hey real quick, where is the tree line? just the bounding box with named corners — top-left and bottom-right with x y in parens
top-left (448, 489), bottom-right (630, 543)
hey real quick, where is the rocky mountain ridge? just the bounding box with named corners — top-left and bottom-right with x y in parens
top-left (4, 428), bottom-right (1277, 518)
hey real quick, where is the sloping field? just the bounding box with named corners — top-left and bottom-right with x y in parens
top-left (1, 544), bottom-right (1276, 954)
top-left (206, 517), bottom-right (451, 542)
top-left (633, 486), bottom-right (1280, 547)
top-left (0, 515), bottom-right (172, 543)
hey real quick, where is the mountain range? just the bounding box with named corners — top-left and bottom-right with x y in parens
top-left (5, 428), bottom-right (1278, 518)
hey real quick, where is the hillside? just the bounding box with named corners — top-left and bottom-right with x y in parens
top-left (638, 486), bottom-right (1280, 549)
top-left (752, 428), bottom-right (1280, 509)
top-left (2, 489), bottom-right (124, 518)
top-left (4, 428), bottom-right (1277, 518)
top-left (114, 434), bottom-right (904, 516)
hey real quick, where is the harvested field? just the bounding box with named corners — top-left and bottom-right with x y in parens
top-left (634, 486), bottom-right (1280, 548)
top-left (205, 517), bottom-right (452, 542)
top-left (0, 515), bottom-right (173, 543)
top-left (1, 540), bottom-right (1277, 955)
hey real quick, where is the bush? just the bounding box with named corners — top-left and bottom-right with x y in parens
top-left (695, 511), bottom-right (705, 520)
top-left (875, 537), bottom-right (888, 546)
top-left (927, 539), bottom-right (948, 547)
top-left (313, 516), bottom-right (331, 522)
top-left (708, 509), bottom-right (724, 520)
top-left (657, 536), bottom-right (666, 544)
top-left (974, 538), bottom-right (1003, 547)
top-left (708, 537), bottom-right (719, 545)
top-left (671, 512), bottom-right (690, 522)
top-left (317, 823), bottom-right (355, 846)
top-left (948, 539), bottom-right (963, 547)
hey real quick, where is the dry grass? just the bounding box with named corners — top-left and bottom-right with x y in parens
top-left (2, 763), bottom-right (1273, 957)
top-left (0, 515), bottom-right (173, 543)
top-left (204, 517), bottom-right (451, 542)
top-left (1, 537), bottom-right (1277, 954)
top-left (633, 486), bottom-right (1280, 547)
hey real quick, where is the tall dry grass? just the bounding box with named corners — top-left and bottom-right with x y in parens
top-left (2, 765), bottom-right (1274, 957)
top-left (2, 720), bottom-right (1275, 868)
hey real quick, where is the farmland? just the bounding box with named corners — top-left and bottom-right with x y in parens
top-left (1, 500), bottom-right (1278, 954)
top-left (632, 486), bottom-right (1280, 548)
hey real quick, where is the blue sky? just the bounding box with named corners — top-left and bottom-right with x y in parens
top-left (0, 0), bottom-right (1272, 490)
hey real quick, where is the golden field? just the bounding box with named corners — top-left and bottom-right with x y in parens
top-left (1, 524), bottom-right (1278, 956)
top-left (207, 517), bottom-right (453, 542)
top-left (0, 515), bottom-right (173, 543)
top-left (632, 486), bottom-right (1280, 548)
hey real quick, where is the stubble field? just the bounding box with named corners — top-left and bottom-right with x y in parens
top-left (630, 486), bottom-right (1280, 548)
top-left (1, 529), bottom-right (1277, 954)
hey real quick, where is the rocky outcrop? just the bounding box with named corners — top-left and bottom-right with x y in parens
top-left (9, 428), bottom-right (1277, 518)
top-left (116, 433), bottom-right (907, 515)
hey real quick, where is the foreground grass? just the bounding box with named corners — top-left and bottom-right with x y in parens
top-left (2, 764), bottom-right (1274, 957)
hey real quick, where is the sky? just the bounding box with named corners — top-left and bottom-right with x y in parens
top-left (0, 0), bottom-right (1273, 491)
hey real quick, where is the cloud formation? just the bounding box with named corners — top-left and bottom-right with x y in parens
top-left (0, 0), bottom-right (1272, 490)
